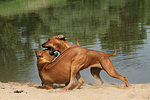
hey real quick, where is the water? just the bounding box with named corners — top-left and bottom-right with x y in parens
top-left (0, 0), bottom-right (150, 85)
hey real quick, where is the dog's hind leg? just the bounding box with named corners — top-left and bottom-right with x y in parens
top-left (61, 55), bottom-right (87, 91)
top-left (100, 57), bottom-right (129, 87)
top-left (61, 71), bottom-right (76, 91)
top-left (90, 67), bottom-right (104, 86)
top-left (73, 72), bottom-right (85, 89)
top-left (37, 83), bottom-right (53, 90)
top-left (65, 82), bottom-right (69, 86)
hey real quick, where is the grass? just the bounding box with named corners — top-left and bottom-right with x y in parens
top-left (0, 0), bottom-right (67, 16)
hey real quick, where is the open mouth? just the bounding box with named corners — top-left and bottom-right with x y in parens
top-left (42, 46), bottom-right (55, 56)
top-left (41, 44), bottom-right (58, 56)
top-left (49, 47), bottom-right (55, 55)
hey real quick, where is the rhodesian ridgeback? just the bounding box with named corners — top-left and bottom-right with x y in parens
top-left (35, 38), bottom-right (80, 89)
top-left (35, 46), bottom-right (91, 90)
top-left (42, 35), bottom-right (129, 89)
top-left (35, 49), bottom-right (58, 89)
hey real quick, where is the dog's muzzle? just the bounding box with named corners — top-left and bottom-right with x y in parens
top-left (49, 47), bottom-right (58, 57)
top-left (42, 44), bottom-right (55, 56)
top-left (49, 47), bottom-right (55, 55)
top-left (42, 43), bottom-right (48, 48)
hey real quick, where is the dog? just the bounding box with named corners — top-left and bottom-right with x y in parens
top-left (42, 35), bottom-right (129, 89)
top-left (35, 49), bottom-right (58, 89)
top-left (35, 38), bottom-right (80, 89)
top-left (35, 46), bottom-right (93, 90)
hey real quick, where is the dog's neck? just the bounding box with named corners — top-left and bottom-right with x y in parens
top-left (37, 57), bottom-right (53, 71)
top-left (59, 41), bottom-right (72, 52)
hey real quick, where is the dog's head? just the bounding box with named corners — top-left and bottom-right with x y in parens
top-left (42, 35), bottom-right (72, 53)
top-left (35, 49), bottom-right (58, 64)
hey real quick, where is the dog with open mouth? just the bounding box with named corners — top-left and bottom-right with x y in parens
top-left (35, 38), bottom-right (80, 90)
top-left (35, 46), bottom-right (91, 90)
top-left (42, 35), bottom-right (129, 90)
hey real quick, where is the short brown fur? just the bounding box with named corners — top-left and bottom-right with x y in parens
top-left (42, 35), bottom-right (129, 90)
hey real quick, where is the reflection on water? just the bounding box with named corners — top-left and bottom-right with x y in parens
top-left (0, 0), bottom-right (150, 85)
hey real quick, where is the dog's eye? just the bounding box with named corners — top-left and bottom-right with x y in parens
top-left (48, 39), bottom-right (51, 41)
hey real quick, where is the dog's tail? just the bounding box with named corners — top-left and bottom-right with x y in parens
top-left (106, 46), bottom-right (116, 57)
top-left (75, 38), bottom-right (80, 46)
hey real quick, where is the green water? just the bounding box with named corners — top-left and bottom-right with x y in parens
top-left (0, 0), bottom-right (150, 85)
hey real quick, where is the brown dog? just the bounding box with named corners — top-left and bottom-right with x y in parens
top-left (35, 37), bottom-right (80, 89)
top-left (35, 46), bottom-right (91, 90)
top-left (35, 49), bottom-right (58, 89)
top-left (42, 35), bottom-right (129, 89)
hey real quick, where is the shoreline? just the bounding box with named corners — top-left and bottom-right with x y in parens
top-left (0, 82), bottom-right (150, 100)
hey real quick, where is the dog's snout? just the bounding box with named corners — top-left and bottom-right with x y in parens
top-left (42, 43), bottom-right (46, 48)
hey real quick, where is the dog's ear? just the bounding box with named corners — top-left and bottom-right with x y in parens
top-left (55, 35), bottom-right (65, 40)
top-left (34, 49), bottom-right (41, 57)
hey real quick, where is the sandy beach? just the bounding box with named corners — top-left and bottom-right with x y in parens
top-left (0, 82), bottom-right (150, 100)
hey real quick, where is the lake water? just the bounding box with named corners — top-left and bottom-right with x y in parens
top-left (0, 0), bottom-right (150, 85)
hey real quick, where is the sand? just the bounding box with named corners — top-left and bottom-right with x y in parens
top-left (0, 82), bottom-right (150, 100)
